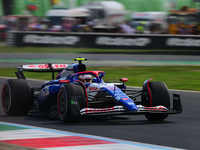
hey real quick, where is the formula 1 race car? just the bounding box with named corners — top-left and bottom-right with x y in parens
top-left (1, 58), bottom-right (182, 122)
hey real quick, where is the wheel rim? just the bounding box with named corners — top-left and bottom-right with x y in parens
top-left (2, 85), bottom-right (10, 111)
top-left (58, 90), bottom-right (67, 117)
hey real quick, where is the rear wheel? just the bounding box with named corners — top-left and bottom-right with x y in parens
top-left (57, 83), bottom-right (86, 123)
top-left (2, 79), bottom-right (32, 116)
top-left (143, 81), bottom-right (170, 121)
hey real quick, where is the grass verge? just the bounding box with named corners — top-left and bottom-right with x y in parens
top-left (0, 66), bottom-right (200, 91)
top-left (0, 46), bottom-right (200, 55)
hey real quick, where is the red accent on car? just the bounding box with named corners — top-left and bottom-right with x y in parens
top-left (122, 98), bottom-right (129, 100)
top-left (89, 87), bottom-right (98, 91)
top-left (26, 64), bottom-right (67, 69)
top-left (143, 106), bottom-right (167, 111)
top-left (147, 78), bottom-right (153, 107)
top-left (75, 71), bottom-right (105, 78)
top-left (59, 80), bottom-right (70, 83)
top-left (27, 65), bottom-right (37, 68)
top-left (85, 107), bottom-right (115, 114)
top-left (57, 88), bottom-right (64, 117)
top-left (120, 78), bottom-right (128, 82)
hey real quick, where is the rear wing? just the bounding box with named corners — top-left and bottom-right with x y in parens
top-left (15, 63), bottom-right (69, 80)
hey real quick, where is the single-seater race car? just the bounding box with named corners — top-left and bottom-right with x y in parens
top-left (1, 58), bottom-right (182, 122)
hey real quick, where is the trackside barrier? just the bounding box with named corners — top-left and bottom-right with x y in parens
top-left (6, 31), bottom-right (200, 50)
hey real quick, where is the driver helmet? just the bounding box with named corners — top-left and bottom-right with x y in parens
top-left (79, 74), bottom-right (92, 83)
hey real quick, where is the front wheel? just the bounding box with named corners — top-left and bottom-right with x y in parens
top-left (57, 83), bottom-right (86, 123)
top-left (143, 81), bottom-right (170, 121)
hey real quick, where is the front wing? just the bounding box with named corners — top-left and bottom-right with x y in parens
top-left (80, 94), bottom-right (182, 116)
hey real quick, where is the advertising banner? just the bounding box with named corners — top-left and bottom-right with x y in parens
top-left (7, 31), bottom-right (200, 50)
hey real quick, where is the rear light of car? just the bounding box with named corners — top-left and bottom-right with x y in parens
top-left (59, 80), bottom-right (70, 83)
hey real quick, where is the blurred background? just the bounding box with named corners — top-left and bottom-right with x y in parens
top-left (0, 2), bottom-right (200, 150)
top-left (0, 0), bottom-right (200, 37)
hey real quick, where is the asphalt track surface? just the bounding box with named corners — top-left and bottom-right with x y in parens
top-left (0, 77), bottom-right (200, 150)
top-left (0, 54), bottom-right (200, 150)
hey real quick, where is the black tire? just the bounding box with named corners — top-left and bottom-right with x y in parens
top-left (1, 79), bottom-right (32, 116)
top-left (144, 81), bottom-right (170, 121)
top-left (57, 83), bottom-right (86, 123)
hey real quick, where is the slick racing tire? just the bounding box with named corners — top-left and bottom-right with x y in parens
top-left (144, 81), bottom-right (170, 121)
top-left (57, 83), bottom-right (86, 123)
top-left (2, 79), bottom-right (32, 116)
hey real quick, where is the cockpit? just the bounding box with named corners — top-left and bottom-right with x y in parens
top-left (56, 58), bottom-right (87, 79)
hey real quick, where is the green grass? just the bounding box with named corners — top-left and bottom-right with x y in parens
top-left (1, 66), bottom-right (200, 91)
top-left (0, 46), bottom-right (199, 55)
top-left (0, 46), bottom-right (142, 53)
